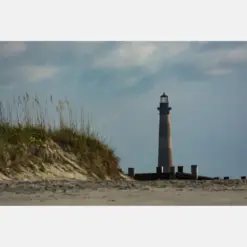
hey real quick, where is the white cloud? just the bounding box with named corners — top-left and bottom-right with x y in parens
top-left (206, 68), bottom-right (233, 76)
top-left (93, 42), bottom-right (194, 74)
top-left (93, 42), bottom-right (157, 68)
top-left (0, 42), bottom-right (27, 57)
top-left (2, 42), bottom-right (247, 89)
top-left (156, 42), bottom-right (192, 58)
top-left (185, 44), bottom-right (247, 71)
top-left (225, 46), bottom-right (247, 62)
top-left (32, 42), bottom-right (103, 56)
top-left (19, 65), bottom-right (60, 83)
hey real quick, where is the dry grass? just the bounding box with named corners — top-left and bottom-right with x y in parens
top-left (0, 93), bottom-right (122, 180)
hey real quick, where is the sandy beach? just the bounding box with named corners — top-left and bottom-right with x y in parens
top-left (1, 179), bottom-right (247, 205)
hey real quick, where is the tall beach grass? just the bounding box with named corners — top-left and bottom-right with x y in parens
top-left (0, 93), bottom-right (121, 179)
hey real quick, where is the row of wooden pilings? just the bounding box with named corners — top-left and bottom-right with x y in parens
top-left (128, 165), bottom-right (199, 179)
top-left (128, 166), bottom-right (247, 180)
top-left (156, 165), bottom-right (199, 178)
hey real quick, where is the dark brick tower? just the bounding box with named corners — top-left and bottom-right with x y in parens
top-left (157, 92), bottom-right (173, 173)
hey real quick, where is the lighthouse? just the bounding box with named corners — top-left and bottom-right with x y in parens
top-left (157, 92), bottom-right (173, 173)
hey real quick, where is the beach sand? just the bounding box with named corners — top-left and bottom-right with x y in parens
top-left (1, 179), bottom-right (247, 205)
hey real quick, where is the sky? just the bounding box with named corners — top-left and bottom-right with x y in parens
top-left (0, 41), bottom-right (247, 178)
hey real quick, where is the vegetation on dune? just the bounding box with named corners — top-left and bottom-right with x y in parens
top-left (0, 93), bottom-right (122, 180)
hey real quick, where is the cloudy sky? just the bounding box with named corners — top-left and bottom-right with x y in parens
top-left (0, 41), bottom-right (247, 177)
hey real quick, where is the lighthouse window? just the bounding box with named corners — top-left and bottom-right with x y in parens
top-left (161, 97), bottom-right (168, 103)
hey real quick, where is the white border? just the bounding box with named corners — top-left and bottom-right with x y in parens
top-left (0, 0), bottom-right (246, 41)
top-left (0, 206), bottom-right (246, 247)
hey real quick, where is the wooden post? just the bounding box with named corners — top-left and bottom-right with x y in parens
top-left (156, 166), bottom-right (163, 174)
top-left (128, 168), bottom-right (135, 177)
top-left (191, 165), bottom-right (198, 180)
top-left (177, 166), bottom-right (183, 173)
top-left (169, 166), bottom-right (175, 178)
